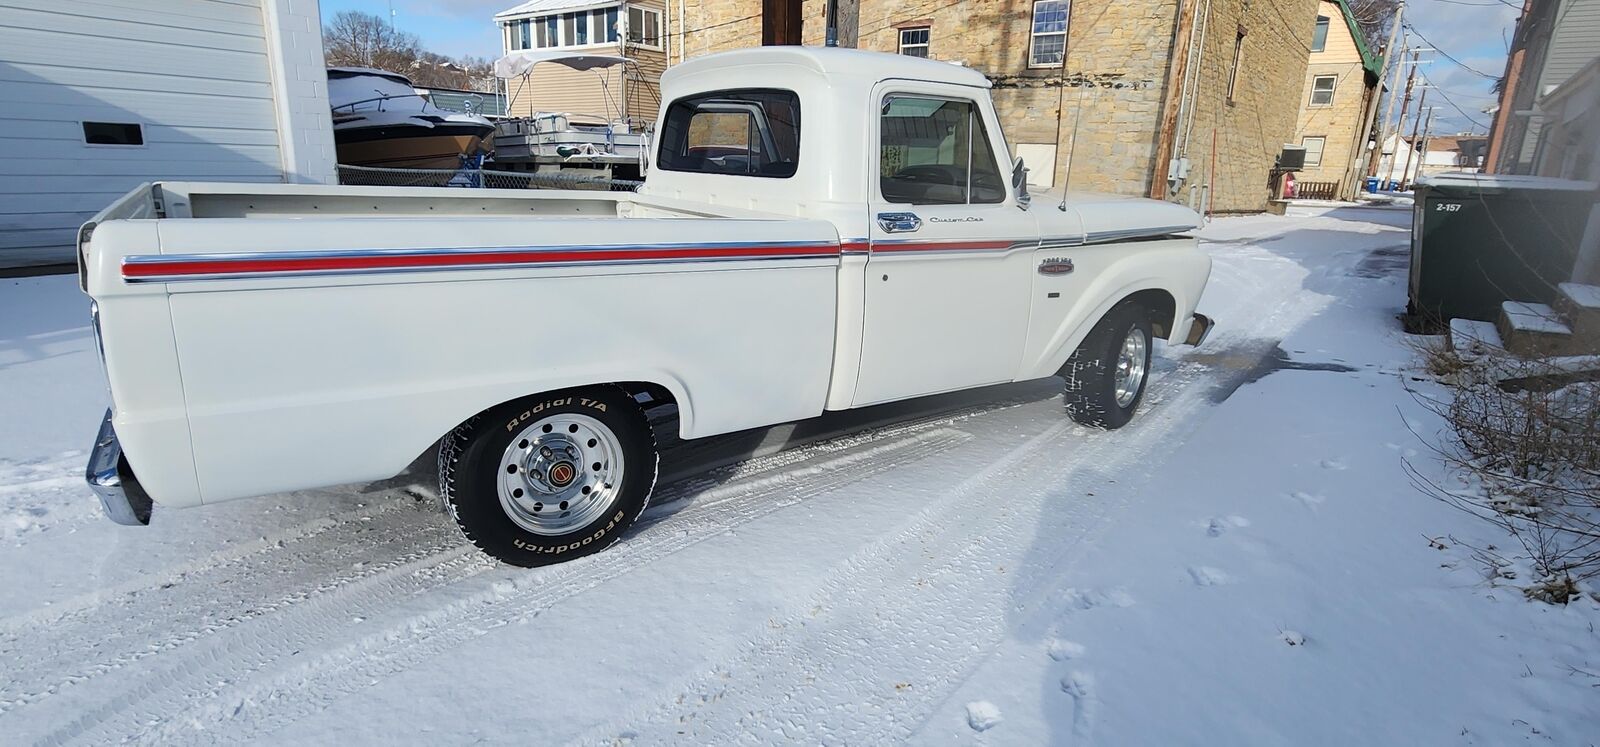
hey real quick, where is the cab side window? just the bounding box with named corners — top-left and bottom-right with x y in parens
top-left (657, 89), bottom-right (801, 178)
top-left (879, 96), bottom-right (1006, 205)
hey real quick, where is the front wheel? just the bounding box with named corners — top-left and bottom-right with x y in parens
top-left (1061, 303), bottom-right (1155, 429)
top-left (439, 387), bottom-right (658, 567)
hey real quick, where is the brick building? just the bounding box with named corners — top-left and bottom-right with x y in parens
top-left (667, 0), bottom-right (1320, 212)
top-left (1290, 0), bottom-right (1382, 196)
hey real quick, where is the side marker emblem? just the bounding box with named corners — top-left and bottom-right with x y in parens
top-left (1039, 258), bottom-right (1075, 275)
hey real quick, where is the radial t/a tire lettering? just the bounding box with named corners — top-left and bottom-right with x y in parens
top-left (1061, 302), bottom-right (1155, 430)
top-left (439, 387), bottom-right (658, 567)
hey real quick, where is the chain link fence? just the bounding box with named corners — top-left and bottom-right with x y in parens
top-left (337, 164), bottom-right (642, 192)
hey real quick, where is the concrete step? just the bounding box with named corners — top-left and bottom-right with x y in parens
top-left (1447, 317), bottom-right (1505, 362)
top-left (1497, 301), bottom-right (1575, 357)
top-left (1555, 282), bottom-right (1600, 352)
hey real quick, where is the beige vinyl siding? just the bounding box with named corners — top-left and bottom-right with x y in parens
top-left (501, 2), bottom-right (665, 124)
top-left (0, 0), bottom-right (283, 265)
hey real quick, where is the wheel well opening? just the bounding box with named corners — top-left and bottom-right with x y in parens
top-left (1121, 289), bottom-right (1178, 339)
top-left (615, 381), bottom-right (678, 411)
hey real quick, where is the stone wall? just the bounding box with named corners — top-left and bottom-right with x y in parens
top-left (1171, 0), bottom-right (1321, 212)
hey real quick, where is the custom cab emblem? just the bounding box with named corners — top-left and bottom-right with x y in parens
top-left (1039, 257), bottom-right (1075, 275)
top-left (876, 212), bottom-right (922, 233)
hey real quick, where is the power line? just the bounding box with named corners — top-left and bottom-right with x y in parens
top-left (1419, 69), bottom-right (1490, 130)
top-left (1403, 22), bottom-right (1500, 79)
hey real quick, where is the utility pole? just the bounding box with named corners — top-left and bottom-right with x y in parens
top-left (1384, 52), bottom-right (1420, 188)
top-left (1415, 108), bottom-right (1436, 181)
top-left (1150, 0), bottom-right (1200, 201)
top-left (1399, 88), bottom-right (1432, 189)
top-left (1365, 4), bottom-right (1406, 179)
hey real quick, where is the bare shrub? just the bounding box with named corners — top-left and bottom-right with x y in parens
top-left (1408, 351), bottom-right (1600, 598)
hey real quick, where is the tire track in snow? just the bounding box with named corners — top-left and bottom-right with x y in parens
top-left (583, 243), bottom-right (1337, 744)
top-left (581, 371), bottom-right (1208, 745)
top-left (7, 386), bottom-right (1042, 742)
top-left (45, 428), bottom-right (973, 745)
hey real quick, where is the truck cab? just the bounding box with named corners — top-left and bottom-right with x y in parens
top-left (641, 47), bottom-right (1210, 410)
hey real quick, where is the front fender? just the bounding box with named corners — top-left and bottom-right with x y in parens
top-left (1019, 239), bottom-right (1211, 380)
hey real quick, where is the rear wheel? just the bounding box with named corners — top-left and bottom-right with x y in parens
top-left (439, 387), bottom-right (657, 567)
top-left (1061, 302), bottom-right (1155, 429)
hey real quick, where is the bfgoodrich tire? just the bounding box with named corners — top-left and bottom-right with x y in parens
top-left (439, 387), bottom-right (657, 567)
top-left (1061, 302), bottom-right (1155, 430)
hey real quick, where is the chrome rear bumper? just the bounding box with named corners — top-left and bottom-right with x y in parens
top-left (86, 409), bottom-right (153, 526)
top-left (1183, 313), bottom-right (1215, 347)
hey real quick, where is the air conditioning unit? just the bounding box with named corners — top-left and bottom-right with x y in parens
top-left (1276, 145), bottom-right (1307, 171)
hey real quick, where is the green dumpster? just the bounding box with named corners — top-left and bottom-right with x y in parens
top-left (1408, 173), bottom-right (1598, 324)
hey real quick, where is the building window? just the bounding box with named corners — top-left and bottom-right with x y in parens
top-left (1311, 15), bottom-right (1329, 53)
top-left (565, 12), bottom-right (587, 45)
top-left (1302, 136), bottom-right (1326, 167)
top-left (1029, 0), bottom-right (1069, 68)
top-left (899, 27), bottom-right (929, 58)
top-left (1309, 74), bottom-right (1336, 106)
top-left (1226, 27), bottom-right (1246, 103)
top-left (628, 6), bottom-right (661, 47)
top-left (604, 6), bottom-right (619, 42)
top-left (82, 121), bottom-right (143, 146)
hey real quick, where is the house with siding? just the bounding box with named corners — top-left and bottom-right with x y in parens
top-left (494, 0), bottom-right (668, 125)
top-left (673, 0), bottom-right (1321, 213)
top-left (1486, 0), bottom-right (1600, 175)
top-left (0, 0), bottom-right (336, 269)
top-left (1290, 0), bottom-right (1382, 197)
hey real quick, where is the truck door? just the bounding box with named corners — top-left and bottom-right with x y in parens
top-left (852, 87), bottom-right (1038, 407)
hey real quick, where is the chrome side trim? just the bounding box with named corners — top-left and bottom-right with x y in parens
top-left (119, 239), bottom-right (838, 267)
top-left (1082, 225), bottom-right (1196, 245)
top-left (123, 252), bottom-right (841, 284)
top-left (86, 409), bottom-right (152, 526)
top-left (1039, 236), bottom-right (1085, 250)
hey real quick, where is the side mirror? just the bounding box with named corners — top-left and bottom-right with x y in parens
top-left (1012, 158), bottom-right (1031, 210)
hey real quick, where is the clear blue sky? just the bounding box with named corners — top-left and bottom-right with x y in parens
top-left (315, 0), bottom-right (1514, 134)
top-left (318, 0), bottom-right (507, 61)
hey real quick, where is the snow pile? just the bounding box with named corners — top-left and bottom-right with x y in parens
top-left (964, 701), bottom-right (1002, 732)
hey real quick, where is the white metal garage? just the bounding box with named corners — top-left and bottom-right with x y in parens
top-left (0, 0), bottom-right (336, 268)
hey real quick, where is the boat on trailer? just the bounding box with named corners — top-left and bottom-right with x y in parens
top-left (328, 67), bottom-right (496, 170)
top-left (490, 50), bottom-right (651, 183)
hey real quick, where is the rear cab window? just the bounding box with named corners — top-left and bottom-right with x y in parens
top-left (656, 89), bottom-right (801, 178)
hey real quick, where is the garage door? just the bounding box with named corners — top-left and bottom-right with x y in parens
top-left (0, 0), bottom-right (284, 267)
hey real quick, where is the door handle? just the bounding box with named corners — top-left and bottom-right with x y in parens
top-left (876, 212), bottom-right (922, 233)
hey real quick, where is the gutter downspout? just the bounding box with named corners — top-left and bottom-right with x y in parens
top-left (1151, 0), bottom-right (1202, 201)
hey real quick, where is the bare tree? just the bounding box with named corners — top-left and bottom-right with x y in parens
top-left (323, 11), bottom-right (497, 92)
top-left (323, 10), bottom-right (424, 72)
top-left (1348, 0), bottom-right (1402, 51)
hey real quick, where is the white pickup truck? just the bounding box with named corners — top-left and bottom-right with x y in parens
top-left (80, 47), bottom-right (1213, 566)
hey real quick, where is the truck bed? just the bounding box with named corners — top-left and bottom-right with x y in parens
top-left (80, 182), bottom-right (845, 508)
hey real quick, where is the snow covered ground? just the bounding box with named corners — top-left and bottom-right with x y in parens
top-left (2, 205), bottom-right (1595, 745)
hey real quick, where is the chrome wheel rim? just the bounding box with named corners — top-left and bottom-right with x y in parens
top-left (497, 413), bottom-right (625, 536)
top-left (1114, 327), bottom-right (1149, 409)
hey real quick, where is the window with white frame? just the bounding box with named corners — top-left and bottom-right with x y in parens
top-left (899, 27), bottom-right (929, 58)
top-left (1029, 0), bottom-right (1069, 67)
top-left (506, 5), bottom-right (627, 50)
top-left (1301, 136), bottom-right (1326, 167)
top-left (1309, 74), bottom-right (1336, 106)
top-left (628, 6), bottom-right (661, 47)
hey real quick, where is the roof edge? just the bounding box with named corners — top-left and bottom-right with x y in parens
top-left (1331, 0), bottom-right (1384, 78)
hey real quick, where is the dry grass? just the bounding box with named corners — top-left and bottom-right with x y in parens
top-left (1408, 345), bottom-right (1600, 600)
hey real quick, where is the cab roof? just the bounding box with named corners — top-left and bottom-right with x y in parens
top-left (664, 46), bottom-right (992, 90)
